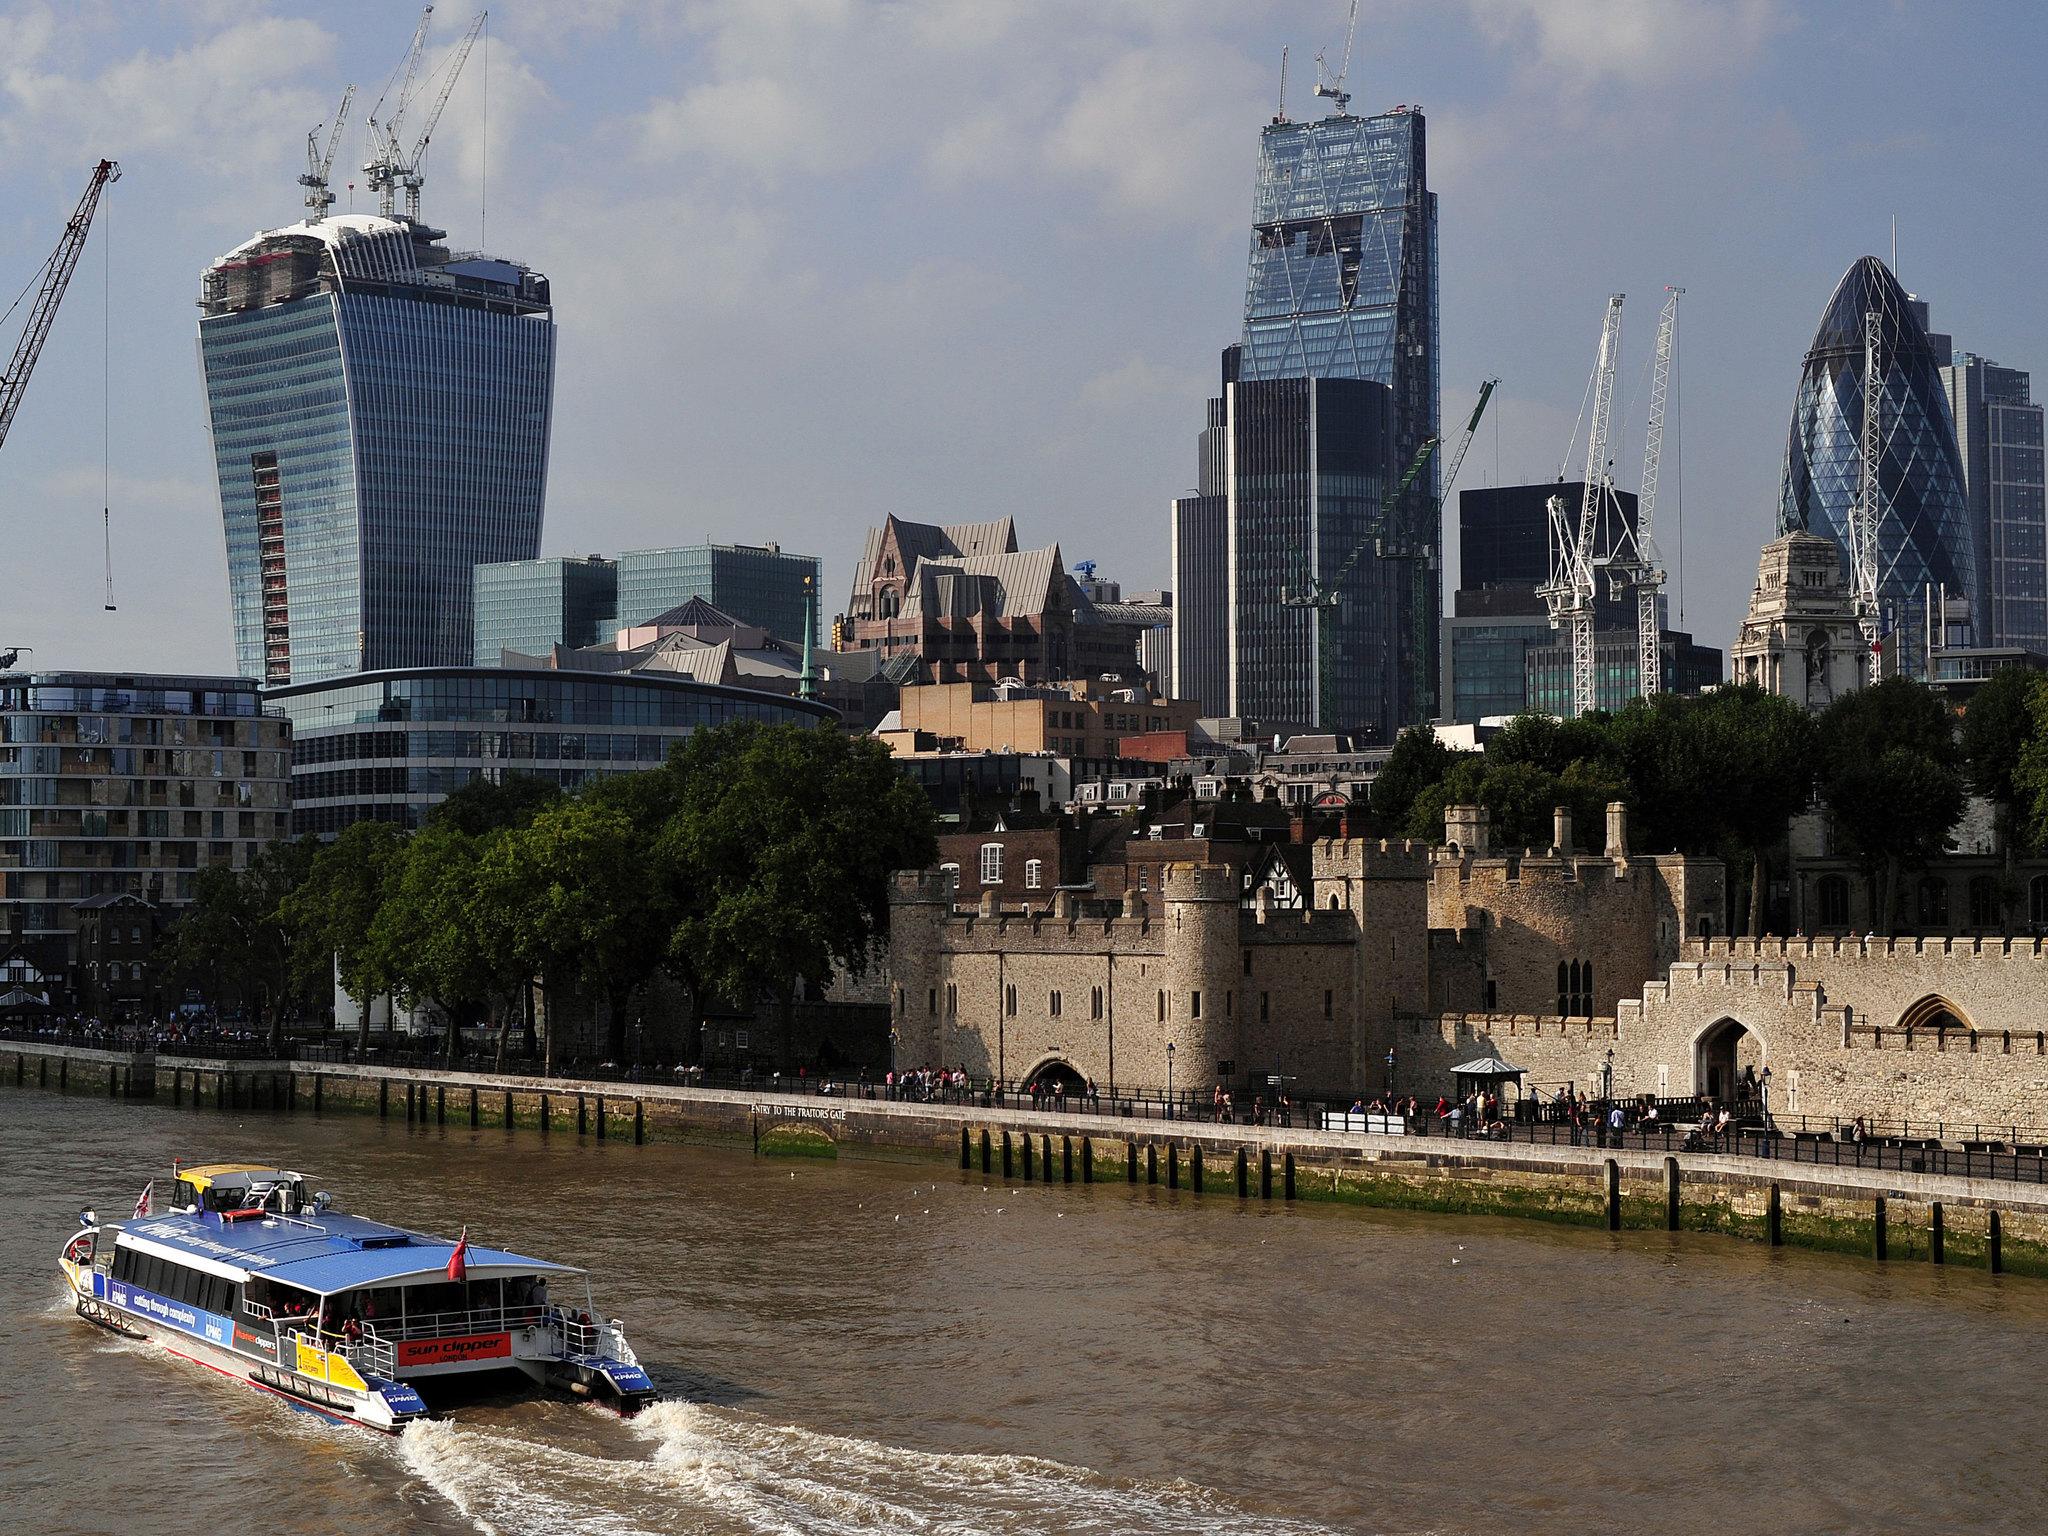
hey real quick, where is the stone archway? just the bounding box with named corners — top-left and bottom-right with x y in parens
top-left (1897, 994), bottom-right (1973, 1036)
top-left (1026, 1058), bottom-right (1088, 1097)
top-left (1693, 1017), bottom-right (1765, 1105)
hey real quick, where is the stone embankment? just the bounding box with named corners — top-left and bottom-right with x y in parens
top-left (9, 1039), bottom-right (2048, 1275)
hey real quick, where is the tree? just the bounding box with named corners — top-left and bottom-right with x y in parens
top-left (160, 840), bottom-right (317, 1053)
top-left (2013, 678), bottom-right (2048, 860)
top-left (663, 722), bottom-right (936, 1073)
top-left (283, 819), bottom-right (405, 1052)
top-left (1818, 679), bottom-right (1964, 934)
top-left (1961, 666), bottom-right (2042, 929)
top-left (369, 823), bottom-right (514, 1063)
top-left (1672, 686), bottom-right (1819, 935)
top-left (426, 773), bottom-right (561, 836)
top-left (1370, 724), bottom-right (1460, 830)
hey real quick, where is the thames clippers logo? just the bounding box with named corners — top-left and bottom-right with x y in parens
top-left (396, 1332), bottom-right (511, 1367)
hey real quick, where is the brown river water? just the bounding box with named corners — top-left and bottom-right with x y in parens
top-left (4, 1088), bottom-right (2046, 1534)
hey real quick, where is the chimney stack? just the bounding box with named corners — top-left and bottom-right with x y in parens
top-left (1552, 806), bottom-right (1573, 854)
top-left (1606, 801), bottom-right (1629, 859)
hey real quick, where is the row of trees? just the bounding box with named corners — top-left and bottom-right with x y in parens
top-left (1371, 671), bottom-right (2048, 936)
top-left (162, 722), bottom-right (937, 1061)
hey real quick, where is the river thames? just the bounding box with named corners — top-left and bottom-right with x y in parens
top-left (5, 1089), bottom-right (2045, 1534)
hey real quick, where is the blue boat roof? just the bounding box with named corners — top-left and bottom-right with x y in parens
top-left (119, 1209), bottom-right (578, 1296)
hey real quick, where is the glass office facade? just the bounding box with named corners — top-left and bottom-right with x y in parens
top-left (1779, 257), bottom-right (1973, 668)
top-left (1525, 632), bottom-right (1723, 718)
top-left (271, 667), bottom-right (837, 836)
top-left (1172, 107), bottom-right (1438, 739)
top-left (1944, 356), bottom-right (2047, 654)
top-left (1443, 615), bottom-right (1552, 723)
top-left (201, 216), bottom-right (555, 686)
top-left (472, 556), bottom-right (619, 664)
top-left (615, 544), bottom-right (822, 646)
top-left (0, 673), bottom-right (291, 954)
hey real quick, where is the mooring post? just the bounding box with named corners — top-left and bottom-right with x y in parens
top-left (980, 1127), bottom-right (992, 1175)
top-left (172, 1068), bottom-right (182, 1107)
top-left (1260, 1147), bottom-right (1273, 1200)
top-left (1062, 1135), bottom-right (1073, 1184)
top-left (1146, 1142), bottom-right (1157, 1185)
top-left (405, 1083), bottom-right (415, 1123)
top-left (1002, 1131), bottom-right (1014, 1179)
top-left (379, 1079), bottom-right (389, 1119)
top-left (1990, 1209), bottom-right (2004, 1274)
top-left (59, 1057), bottom-right (67, 1091)
top-left (469, 1086), bottom-right (479, 1128)
top-left (1022, 1132), bottom-right (1035, 1181)
top-left (961, 1126), bottom-right (971, 1170)
top-left (577, 1095), bottom-right (588, 1136)
top-left (539, 1092), bottom-right (551, 1135)
top-left (635, 1100), bottom-right (645, 1146)
top-left (1235, 1147), bottom-right (1248, 1199)
top-left (1768, 1183), bottom-right (1783, 1247)
top-left (1126, 1141), bottom-right (1137, 1183)
top-left (313, 1074), bottom-right (322, 1115)
top-left (1284, 1151), bottom-right (1296, 1201)
top-left (1931, 1202), bottom-right (1945, 1265)
top-left (1874, 1196), bottom-right (1888, 1261)
top-left (218, 1072), bottom-right (229, 1113)
top-left (108, 1062), bottom-right (117, 1099)
top-left (1191, 1143), bottom-right (1205, 1192)
top-left (1042, 1135), bottom-right (1053, 1182)
top-left (1167, 1144), bottom-right (1179, 1190)
top-left (1081, 1136), bottom-right (1093, 1183)
top-left (436, 1084), bottom-right (447, 1126)
top-left (1605, 1158), bottom-right (1621, 1231)
top-left (596, 1095), bottom-right (607, 1141)
top-left (504, 1089), bottom-right (514, 1128)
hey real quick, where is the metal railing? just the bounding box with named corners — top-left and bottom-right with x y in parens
top-left (558, 1313), bottom-right (635, 1364)
top-left (376, 1304), bottom-right (547, 1342)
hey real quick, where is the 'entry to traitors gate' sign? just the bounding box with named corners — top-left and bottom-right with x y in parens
top-left (396, 1332), bottom-right (512, 1367)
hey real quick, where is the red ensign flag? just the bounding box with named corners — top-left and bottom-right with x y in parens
top-left (447, 1227), bottom-right (468, 1282)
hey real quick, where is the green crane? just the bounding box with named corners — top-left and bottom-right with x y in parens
top-left (1281, 377), bottom-right (1497, 733)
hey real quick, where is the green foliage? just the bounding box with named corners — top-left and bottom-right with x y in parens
top-left (426, 773), bottom-right (562, 836)
top-left (2015, 679), bottom-right (2048, 856)
top-left (1817, 679), bottom-right (1964, 933)
top-left (159, 839), bottom-right (318, 1050)
top-left (1370, 725), bottom-right (1460, 828)
top-left (283, 819), bottom-right (405, 1045)
top-left (664, 722), bottom-right (936, 1068)
top-left (1961, 666), bottom-right (2038, 815)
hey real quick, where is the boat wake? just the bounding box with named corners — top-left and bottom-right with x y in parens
top-left (400, 1399), bottom-right (1338, 1536)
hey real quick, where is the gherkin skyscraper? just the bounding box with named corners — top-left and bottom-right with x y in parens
top-left (1779, 256), bottom-right (1974, 660)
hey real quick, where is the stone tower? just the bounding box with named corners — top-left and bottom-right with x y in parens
top-left (1729, 529), bottom-right (1867, 711)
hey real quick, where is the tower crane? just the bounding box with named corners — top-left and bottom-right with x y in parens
top-left (1314, 0), bottom-right (1360, 114)
top-left (1280, 377), bottom-right (1495, 732)
top-left (1851, 309), bottom-right (1886, 680)
top-left (364, 6), bottom-right (437, 219)
top-left (1539, 294), bottom-right (1624, 718)
top-left (299, 85), bottom-right (356, 219)
top-left (1602, 287), bottom-right (1680, 701)
top-left (396, 12), bottom-right (487, 223)
top-left (0, 160), bottom-right (120, 458)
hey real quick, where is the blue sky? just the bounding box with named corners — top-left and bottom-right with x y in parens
top-left (1, 0), bottom-right (2041, 679)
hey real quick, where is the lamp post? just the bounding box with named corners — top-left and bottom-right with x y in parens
top-left (1385, 1046), bottom-right (1397, 1096)
top-left (1602, 1047), bottom-right (1614, 1103)
top-left (1760, 1064), bottom-right (1773, 1120)
top-left (1165, 1042), bottom-right (1175, 1119)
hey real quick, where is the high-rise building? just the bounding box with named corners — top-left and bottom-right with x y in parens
top-left (616, 543), bottom-right (822, 648)
top-left (473, 556), bottom-right (618, 664)
top-left (0, 672), bottom-right (291, 998)
top-left (200, 214), bottom-right (555, 685)
top-left (1942, 355), bottom-right (2047, 653)
top-left (1778, 257), bottom-right (1973, 667)
top-left (1171, 104), bottom-right (1438, 742)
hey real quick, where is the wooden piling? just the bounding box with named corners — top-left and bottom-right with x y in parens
top-left (379, 1079), bottom-right (389, 1119)
top-left (1874, 1196), bottom-right (1888, 1261)
top-left (1126, 1141), bottom-right (1137, 1183)
top-left (961, 1126), bottom-right (971, 1169)
top-left (635, 1100), bottom-right (645, 1146)
top-left (1990, 1210), bottom-right (2004, 1274)
top-left (1605, 1158), bottom-right (1620, 1231)
top-left (1931, 1202), bottom-right (1945, 1265)
top-left (1260, 1147), bottom-right (1273, 1200)
top-left (1167, 1144), bottom-right (1179, 1190)
top-left (540, 1092), bottom-right (551, 1135)
top-left (1001, 1131), bottom-right (1013, 1179)
top-left (469, 1086), bottom-right (479, 1128)
top-left (1081, 1137), bottom-right (1093, 1183)
top-left (1062, 1135), bottom-right (1073, 1184)
top-left (1768, 1183), bottom-right (1782, 1247)
top-left (980, 1127), bottom-right (992, 1175)
top-left (1235, 1147), bottom-right (1248, 1199)
top-left (596, 1095), bottom-right (607, 1140)
top-left (1146, 1142), bottom-right (1157, 1185)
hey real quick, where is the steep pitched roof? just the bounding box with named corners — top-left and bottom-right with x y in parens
top-left (851, 515), bottom-right (1020, 598)
top-left (899, 545), bottom-right (1067, 622)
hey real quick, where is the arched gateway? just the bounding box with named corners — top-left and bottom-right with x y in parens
top-left (1693, 1017), bottom-right (1765, 1104)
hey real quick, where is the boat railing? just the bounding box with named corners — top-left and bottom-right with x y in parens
top-left (559, 1313), bottom-right (637, 1365)
top-left (377, 1304), bottom-right (548, 1342)
top-left (285, 1325), bottom-right (394, 1386)
top-left (346, 1325), bottom-right (397, 1381)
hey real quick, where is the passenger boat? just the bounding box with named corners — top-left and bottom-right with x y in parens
top-left (59, 1164), bottom-right (657, 1432)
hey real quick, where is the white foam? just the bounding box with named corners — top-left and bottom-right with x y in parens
top-left (396, 1399), bottom-right (1338, 1536)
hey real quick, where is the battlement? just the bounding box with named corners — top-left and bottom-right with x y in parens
top-left (1309, 836), bottom-right (1434, 881)
top-left (1688, 936), bottom-right (2048, 963)
top-left (1429, 1011), bottom-right (1620, 1039)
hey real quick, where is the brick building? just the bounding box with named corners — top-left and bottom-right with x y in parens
top-left (881, 679), bottom-right (1202, 760)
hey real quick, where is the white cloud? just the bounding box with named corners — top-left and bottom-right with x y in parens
top-left (1463, 0), bottom-right (1784, 87)
top-left (1075, 356), bottom-right (1210, 415)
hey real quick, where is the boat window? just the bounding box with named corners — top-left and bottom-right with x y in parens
top-left (407, 1281), bottom-right (466, 1322)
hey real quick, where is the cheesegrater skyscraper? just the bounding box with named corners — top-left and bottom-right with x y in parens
top-left (1172, 101), bottom-right (1438, 739)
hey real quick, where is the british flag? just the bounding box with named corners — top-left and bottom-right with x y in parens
top-left (133, 1181), bottom-right (152, 1218)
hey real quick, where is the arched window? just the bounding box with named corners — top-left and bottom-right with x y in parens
top-left (1968, 875), bottom-right (1999, 929)
top-left (1004, 984), bottom-right (1017, 1016)
top-left (1090, 986), bottom-right (1103, 1020)
top-left (980, 843), bottom-right (1004, 885)
top-left (1815, 874), bottom-right (1849, 927)
top-left (1580, 963), bottom-right (1594, 1016)
top-left (939, 861), bottom-right (960, 886)
top-left (1024, 859), bottom-right (1042, 889)
top-left (1328, 893), bottom-right (1340, 910)
top-left (108, 962), bottom-right (123, 983)
top-left (1048, 991), bottom-right (1061, 1018)
top-left (1696, 915), bottom-right (1714, 939)
top-left (1557, 960), bottom-right (1571, 1016)
top-left (1916, 877), bottom-right (1949, 928)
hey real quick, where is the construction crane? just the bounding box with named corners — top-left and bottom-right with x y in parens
top-left (364, 6), bottom-right (438, 219)
top-left (1279, 377), bottom-right (1495, 732)
top-left (1540, 294), bottom-right (1625, 719)
top-left (0, 160), bottom-right (120, 458)
top-left (1314, 0), bottom-right (1360, 114)
top-left (1850, 308), bottom-right (1886, 681)
top-left (1600, 288), bottom-right (1681, 701)
top-left (394, 12), bottom-right (487, 222)
top-left (300, 86), bottom-right (356, 218)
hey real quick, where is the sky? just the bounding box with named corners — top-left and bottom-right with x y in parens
top-left (0, 0), bottom-right (2042, 680)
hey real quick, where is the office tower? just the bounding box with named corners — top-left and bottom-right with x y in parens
top-left (1171, 104), bottom-right (1438, 741)
top-left (617, 543), bottom-right (821, 648)
top-left (200, 214), bottom-right (555, 685)
top-left (473, 556), bottom-right (619, 664)
top-left (1778, 256), bottom-right (1973, 666)
top-left (1943, 356), bottom-right (2048, 653)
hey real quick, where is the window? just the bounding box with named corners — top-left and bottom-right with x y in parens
top-left (1968, 875), bottom-right (1999, 929)
top-left (1137, 867), bottom-right (1149, 893)
top-left (928, 988), bottom-right (937, 1016)
top-left (1005, 984), bottom-right (1017, 1016)
top-left (1191, 991), bottom-right (1202, 1020)
top-left (980, 843), bottom-right (1004, 885)
top-left (1157, 989), bottom-right (1165, 1021)
top-left (1242, 950), bottom-right (1252, 976)
top-left (1090, 985), bottom-right (1103, 1019)
top-left (1815, 874), bottom-right (1849, 927)
top-left (1916, 877), bottom-right (1950, 928)
top-left (1049, 991), bottom-right (1062, 1018)
top-left (1024, 859), bottom-right (1043, 890)
top-left (946, 983), bottom-right (957, 1017)
top-left (1323, 989), bottom-right (1333, 1020)
top-left (1260, 992), bottom-right (1270, 1022)
top-left (939, 861), bottom-right (960, 885)
top-left (735, 1029), bottom-right (749, 1050)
